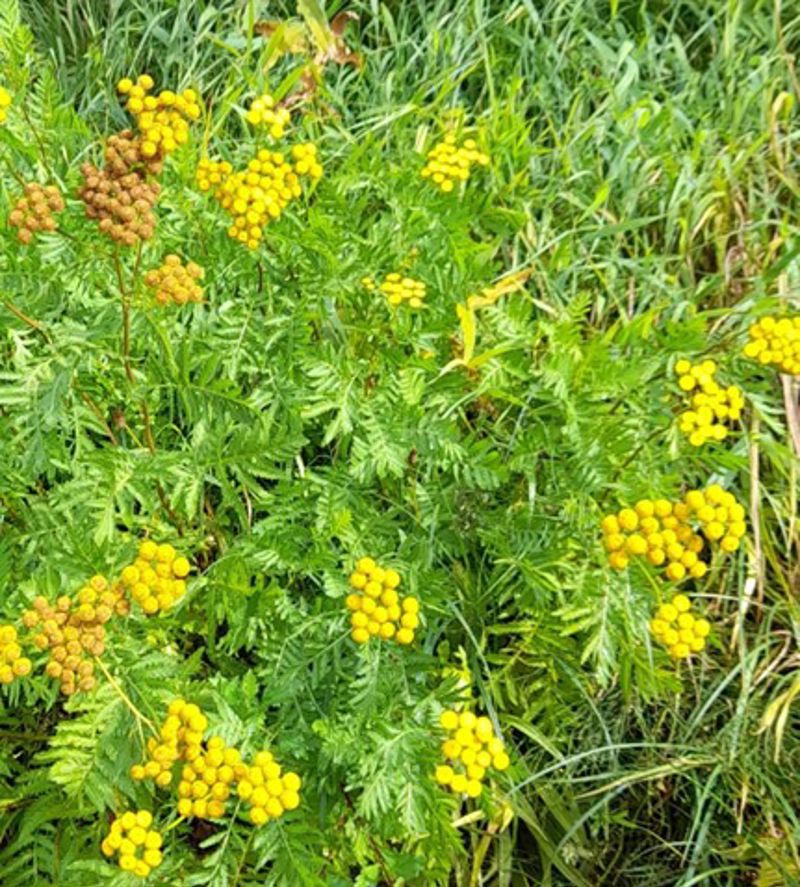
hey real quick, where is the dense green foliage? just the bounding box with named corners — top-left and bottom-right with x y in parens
top-left (1, 0), bottom-right (799, 884)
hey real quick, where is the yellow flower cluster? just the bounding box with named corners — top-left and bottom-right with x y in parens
top-left (434, 710), bottom-right (510, 798)
top-left (421, 135), bottom-right (489, 193)
top-left (117, 75), bottom-right (201, 159)
top-left (0, 625), bottom-right (31, 685)
top-left (236, 749), bottom-right (302, 825)
top-left (131, 698), bottom-right (207, 787)
top-left (196, 144), bottom-right (322, 249)
top-left (24, 577), bottom-right (129, 695)
top-left (144, 254), bottom-right (204, 306)
top-left (374, 273), bottom-right (427, 309)
top-left (0, 86), bottom-right (10, 122)
top-left (601, 486), bottom-right (745, 582)
top-left (101, 810), bottom-right (163, 879)
top-left (674, 359), bottom-right (744, 446)
top-left (743, 315), bottom-right (800, 375)
top-left (119, 540), bottom-right (191, 615)
top-left (245, 93), bottom-right (291, 138)
top-left (345, 557), bottom-right (419, 645)
top-left (649, 593), bottom-right (711, 659)
top-left (177, 736), bottom-right (243, 819)
top-left (683, 486), bottom-right (746, 552)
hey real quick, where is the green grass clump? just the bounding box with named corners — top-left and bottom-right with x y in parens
top-left (0, 0), bottom-right (798, 884)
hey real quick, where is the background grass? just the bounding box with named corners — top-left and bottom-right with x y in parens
top-left (0, 0), bottom-right (799, 884)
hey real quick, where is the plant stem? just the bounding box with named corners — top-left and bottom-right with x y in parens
top-left (94, 657), bottom-right (157, 736)
top-left (3, 299), bottom-right (52, 343)
top-left (77, 389), bottom-right (119, 445)
top-left (114, 250), bottom-right (136, 384)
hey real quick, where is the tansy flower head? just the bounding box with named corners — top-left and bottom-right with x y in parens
top-left (421, 134), bottom-right (489, 193)
top-left (674, 359), bottom-right (744, 447)
top-left (743, 315), bottom-right (800, 375)
top-left (118, 75), bottom-right (201, 160)
top-left (236, 749), bottom-right (302, 825)
top-left (101, 810), bottom-right (163, 879)
top-left (8, 183), bottom-right (64, 244)
top-left (649, 593), bottom-right (711, 660)
top-left (0, 624), bottom-right (31, 685)
top-left (435, 709), bottom-right (509, 798)
top-left (245, 93), bottom-right (291, 139)
top-left (131, 698), bottom-right (208, 787)
top-left (601, 487), bottom-right (745, 582)
top-left (78, 155), bottom-right (161, 246)
top-left (144, 255), bottom-right (204, 306)
top-left (176, 735), bottom-right (243, 819)
top-left (22, 577), bottom-right (128, 696)
top-left (196, 144), bottom-right (321, 250)
top-left (346, 557), bottom-right (419, 645)
top-left (377, 272), bottom-right (426, 309)
top-left (118, 540), bottom-right (192, 615)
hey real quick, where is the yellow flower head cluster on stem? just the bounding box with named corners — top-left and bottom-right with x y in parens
top-left (674, 359), bottom-right (744, 446)
top-left (119, 540), bottom-right (191, 615)
top-left (0, 624), bottom-right (31, 685)
top-left (245, 93), bottom-right (291, 138)
top-left (118, 75), bottom-right (201, 159)
top-left (101, 810), bottom-right (163, 879)
top-left (683, 485), bottom-right (746, 553)
top-left (23, 577), bottom-right (129, 695)
top-left (649, 593), bottom-right (711, 660)
top-left (0, 85), bottom-right (11, 122)
top-left (131, 698), bottom-right (208, 787)
top-left (601, 486), bottom-right (745, 582)
top-left (421, 134), bottom-right (489, 193)
top-left (743, 315), bottom-right (800, 375)
top-left (144, 254), bottom-right (204, 306)
top-left (345, 557), bottom-right (419, 645)
top-left (377, 272), bottom-right (427, 309)
top-left (196, 143), bottom-right (322, 249)
top-left (177, 736), bottom-right (243, 819)
top-left (435, 709), bottom-right (510, 798)
top-left (236, 749), bottom-right (302, 825)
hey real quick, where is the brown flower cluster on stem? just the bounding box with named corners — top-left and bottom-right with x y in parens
top-left (144, 255), bottom-right (204, 306)
top-left (78, 155), bottom-right (160, 246)
top-left (8, 183), bottom-right (64, 243)
top-left (22, 575), bottom-right (129, 696)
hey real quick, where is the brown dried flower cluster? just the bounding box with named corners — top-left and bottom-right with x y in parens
top-left (78, 160), bottom-right (160, 246)
top-left (104, 129), bottom-right (164, 178)
top-left (8, 183), bottom-right (64, 243)
top-left (22, 576), bottom-right (129, 695)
